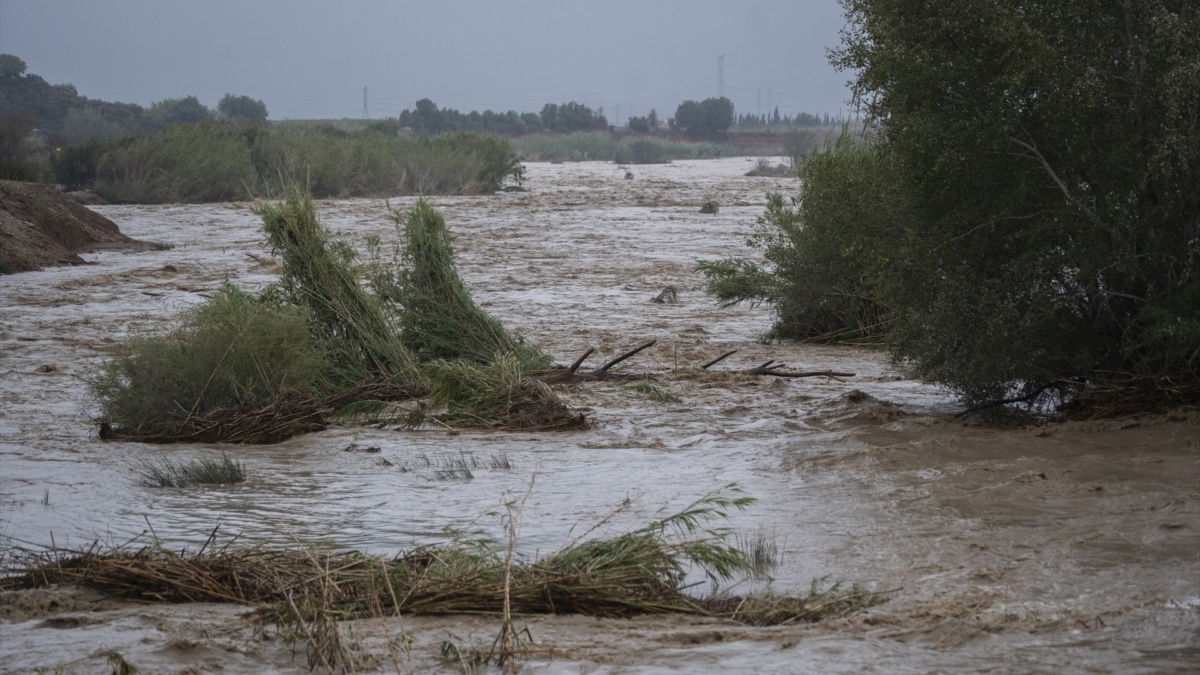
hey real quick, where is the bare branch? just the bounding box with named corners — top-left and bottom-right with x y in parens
top-left (599, 340), bottom-right (657, 373)
top-left (1009, 135), bottom-right (1096, 222)
top-left (701, 350), bottom-right (738, 370)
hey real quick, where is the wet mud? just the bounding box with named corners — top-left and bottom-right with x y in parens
top-left (0, 158), bottom-right (1197, 673)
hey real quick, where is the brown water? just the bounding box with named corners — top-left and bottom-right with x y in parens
top-left (1, 158), bottom-right (1197, 673)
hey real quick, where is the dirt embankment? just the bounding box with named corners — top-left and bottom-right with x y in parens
top-left (0, 181), bottom-right (168, 274)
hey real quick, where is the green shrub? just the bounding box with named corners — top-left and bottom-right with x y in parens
top-left (834, 0), bottom-right (1200, 408)
top-left (50, 139), bottom-right (106, 190)
top-left (699, 133), bottom-right (906, 344)
top-left (88, 285), bottom-right (332, 430)
top-left (612, 137), bottom-right (669, 164)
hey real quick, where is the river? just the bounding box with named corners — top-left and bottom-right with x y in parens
top-left (1, 158), bottom-right (1196, 673)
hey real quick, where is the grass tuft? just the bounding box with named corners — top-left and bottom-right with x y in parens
top-left (136, 453), bottom-right (246, 488)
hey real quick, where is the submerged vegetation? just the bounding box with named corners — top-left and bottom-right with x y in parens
top-left (135, 453), bottom-right (246, 488)
top-left (91, 193), bottom-right (582, 443)
top-left (0, 487), bottom-right (882, 670)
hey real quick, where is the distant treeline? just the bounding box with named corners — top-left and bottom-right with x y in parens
top-left (0, 52), bottom-right (831, 198)
top-left (1, 52), bottom-right (838, 148)
top-left (397, 97), bottom-right (841, 136)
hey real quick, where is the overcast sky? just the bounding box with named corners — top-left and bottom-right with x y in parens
top-left (0, 0), bottom-right (854, 123)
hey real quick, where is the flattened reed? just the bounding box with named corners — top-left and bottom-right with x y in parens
top-left (0, 489), bottom-right (883, 627)
top-left (102, 380), bottom-right (423, 445)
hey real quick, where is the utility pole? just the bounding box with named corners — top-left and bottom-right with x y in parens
top-left (362, 86), bottom-right (368, 119)
top-left (717, 54), bottom-right (725, 98)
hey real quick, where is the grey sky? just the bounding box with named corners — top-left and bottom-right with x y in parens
top-left (0, 0), bottom-right (854, 123)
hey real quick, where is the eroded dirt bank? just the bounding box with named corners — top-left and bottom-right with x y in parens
top-left (0, 180), bottom-right (167, 274)
top-left (0, 159), bottom-right (1196, 673)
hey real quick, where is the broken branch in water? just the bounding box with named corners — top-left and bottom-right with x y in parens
top-left (737, 360), bottom-right (854, 379)
top-left (535, 342), bottom-right (854, 384)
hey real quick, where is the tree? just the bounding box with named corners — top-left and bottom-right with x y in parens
top-left (0, 54), bottom-right (27, 83)
top-left (674, 97), bottom-right (733, 134)
top-left (520, 112), bottom-right (542, 133)
top-left (218, 94), bottom-right (268, 124)
top-left (674, 100), bottom-right (703, 133)
top-left (539, 101), bottom-right (602, 133)
top-left (59, 107), bottom-right (127, 144)
top-left (145, 96), bottom-right (210, 131)
top-left (827, 0), bottom-right (1200, 406)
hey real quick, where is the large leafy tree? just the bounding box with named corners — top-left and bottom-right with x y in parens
top-left (145, 96), bottom-right (211, 131)
top-left (674, 97), bottom-right (734, 134)
top-left (831, 0), bottom-right (1199, 405)
top-left (218, 94), bottom-right (268, 124)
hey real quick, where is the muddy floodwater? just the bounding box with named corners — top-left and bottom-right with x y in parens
top-left (1, 158), bottom-right (1197, 673)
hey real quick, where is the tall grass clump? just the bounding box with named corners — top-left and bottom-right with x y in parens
top-left (92, 193), bottom-right (580, 442)
top-left (255, 125), bottom-right (400, 198)
top-left (136, 453), bottom-right (246, 487)
top-left (370, 198), bottom-right (550, 368)
top-left (698, 132), bottom-right (908, 344)
top-left (513, 131), bottom-right (757, 163)
top-left (258, 192), bottom-right (422, 388)
top-left (88, 284), bottom-right (332, 432)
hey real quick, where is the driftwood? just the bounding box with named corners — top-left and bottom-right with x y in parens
top-left (534, 344), bottom-right (854, 385)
